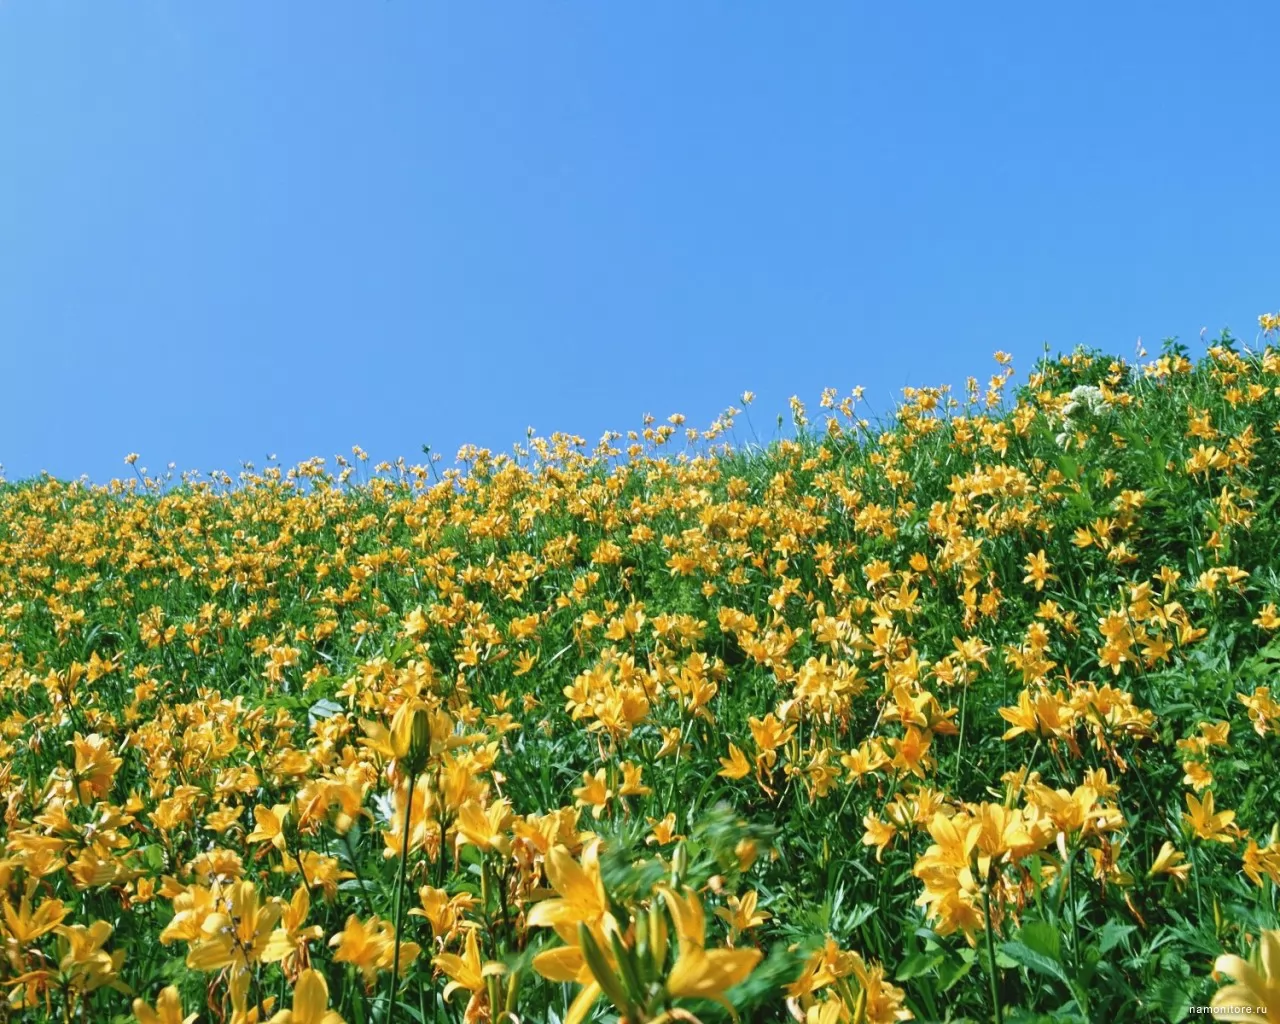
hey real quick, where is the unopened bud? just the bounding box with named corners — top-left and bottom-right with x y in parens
top-left (609, 924), bottom-right (645, 1009)
top-left (578, 922), bottom-right (633, 1015)
top-left (634, 911), bottom-right (650, 977)
top-left (504, 966), bottom-right (523, 1016)
top-left (405, 706), bottom-right (431, 775)
top-left (671, 842), bottom-right (689, 887)
top-left (647, 899), bottom-right (668, 975)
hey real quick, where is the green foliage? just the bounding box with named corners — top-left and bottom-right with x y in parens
top-left (2, 335), bottom-right (1280, 1022)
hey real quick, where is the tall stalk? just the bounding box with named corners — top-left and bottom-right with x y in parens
top-left (385, 769), bottom-right (418, 1024)
top-left (981, 872), bottom-right (1004, 1024)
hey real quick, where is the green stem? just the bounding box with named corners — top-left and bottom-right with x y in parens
top-left (385, 769), bottom-right (418, 1024)
top-left (495, 858), bottom-right (512, 943)
top-left (341, 829), bottom-right (377, 907)
top-left (982, 879), bottom-right (1004, 1024)
top-left (1063, 844), bottom-right (1079, 962)
top-left (1190, 839), bottom-right (1205, 920)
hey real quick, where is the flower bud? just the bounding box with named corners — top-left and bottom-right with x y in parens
top-left (407, 706), bottom-right (431, 774)
top-left (578, 922), bottom-right (633, 1016)
top-left (391, 699), bottom-right (432, 776)
top-left (648, 898), bottom-right (668, 974)
top-left (503, 966), bottom-right (523, 1017)
top-left (671, 842), bottom-right (689, 887)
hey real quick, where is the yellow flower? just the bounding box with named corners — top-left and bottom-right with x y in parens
top-left (1243, 839), bottom-right (1280, 889)
top-left (329, 915), bottom-right (387, 987)
top-left (411, 886), bottom-right (476, 944)
top-left (748, 713), bottom-right (795, 754)
top-left (573, 769), bottom-right (612, 819)
top-left (434, 927), bottom-right (506, 1017)
top-left (714, 890), bottom-right (770, 940)
top-left (454, 798), bottom-right (513, 855)
top-left (527, 841), bottom-right (609, 936)
top-left (434, 927), bottom-right (484, 1000)
top-left (1, 896), bottom-right (68, 944)
top-left (718, 743), bottom-right (752, 780)
top-left (133, 985), bottom-right (197, 1024)
top-left (912, 811), bottom-right (986, 940)
top-left (186, 881), bottom-right (282, 972)
top-left (55, 920), bottom-right (128, 994)
top-left (1212, 929), bottom-right (1280, 1021)
top-left (862, 813), bottom-right (897, 863)
top-left (1148, 841), bottom-right (1191, 886)
top-left (266, 968), bottom-right (345, 1024)
top-left (262, 886), bottom-right (324, 973)
top-left (534, 940), bottom-right (607, 1024)
top-left (401, 606), bottom-right (429, 639)
top-left (618, 761), bottom-right (652, 797)
top-left (359, 700), bottom-right (449, 769)
top-left (786, 938), bottom-right (911, 1024)
top-left (158, 884), bottom-right (218, 946)
top-left (1184, 761), bottom-right (1215, 792)
top-left (655, 725), bottom-right (692, 759)
top-left (1185, 791), bottom-right (1239, 845)
top-left (246, 804), bottom-right (292, 853)
top-left (205, 805), bottom-right (245, 834)
top-left (662, 886), bottom-right (761, 1013)
top-left (528, 839), bottom-right (668, 1020)
top-left (288, 851), bottom-right (354, 901)
top-left (1253, 603), bottom-right (1280, 631)
top-left (70, 733), bottom-right (122, 802)
top-left (389, 698), bottom-right (433, 774)
top-left (328, 914), bottom-right (419, 988)
top-left (1022, 549), bottom-right (1057, 591)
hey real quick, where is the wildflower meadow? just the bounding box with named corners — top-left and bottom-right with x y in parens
top-left (4, 321), bottom-right (1280, 1024)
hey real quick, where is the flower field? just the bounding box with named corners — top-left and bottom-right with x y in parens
top-left (4, 326), bottom-right (1280, 1023)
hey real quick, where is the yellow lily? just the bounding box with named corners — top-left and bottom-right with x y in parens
top-left (1, 896), bottom-right (67, 944)
top-left (714, 890), bottom-right (769, 942)
top-left (661, 887), bottom-right (761, 1017)
top-left (245, 804), bottom-right (292, 854)
top-left (454, 798), bottom-right (513, 856)
top-left (1185, 791), bottom-right (1239, 844)
top-left (266, 968), bottom-right (345, 1024)
top-left (1212, 929), bottom-right (1280, 1021)
top-left (433, 926), bottom-right (507, 1019)
top-left (186, 882), bottom-right (282, 972)
top-left (262, 885), bottom-right (324, 973)
top-left (526, 841), bottom-right (609, 934)
top-left (132, 985), bottom-right (198, 1024)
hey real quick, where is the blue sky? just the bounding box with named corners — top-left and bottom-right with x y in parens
top-left (2, 3), bottom-right (1276, 483)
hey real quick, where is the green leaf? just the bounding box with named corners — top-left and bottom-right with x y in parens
top-left (995, 949), bottom-right (1021, 971)
top-left (1018, 920), bottom-right (1063, 963)
top-left (308, 697), bottom-right (344, 727)
top-left (1098, 921), bottom-right (1136, 954)
top-left (936, 953), bottom-right (974, 992)
top-left (895, 950), bottom-right (944, 982)
top-left (1148, 977), bottom-right (1192, 1024)
top-left (1000, 940), bottom-right (1069, 985)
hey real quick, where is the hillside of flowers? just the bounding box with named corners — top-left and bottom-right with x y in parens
top-left (4, 324), bottom-right (1280, 1024)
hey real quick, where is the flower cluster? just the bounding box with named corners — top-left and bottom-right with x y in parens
top-left (2, 326), bottom-right (1280, 1021)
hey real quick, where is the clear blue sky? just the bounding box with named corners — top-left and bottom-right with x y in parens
top-left (2, 3), bottom-right (1276, 483)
